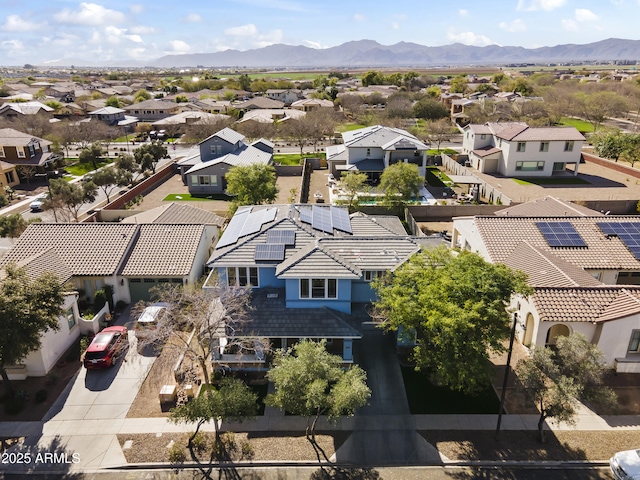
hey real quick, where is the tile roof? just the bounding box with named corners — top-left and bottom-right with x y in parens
top-left (474, 216), bottom-right (640, 269)
top-left (2, 223), bottom-right (138, 276)
top-left (0, 128), bottom-right (51, 147)
top-left (511, 126), bottom-right (585, 142)
top-left (495, 196), bottom-right (603, 217)
top-left (185, 144), bottom-right (272, 173)
top-left (532, 286), bottom-right (640, 323)
top-left (276, 244), bottom-right (361, 279)
top-left (503, 242), bottom-right (603, 288)
top-left (122, 203), bottom-right (225, 227)
top-left (472, 146), bottom-right (502, 157)
top-left (1, 247), bottom-right (73, 284)
top-left (349, 213), bottom-right (407, 236)
top-left (236, 97), bottom-right (285, 110)
top-left (119, 224), bottom-right (206, 277)
top-left (232, 288), bottom-right (362, 338)
top-left (319, 237), bottom-right (421, 272)
top-left (342, 125), bottom-right (421, 148)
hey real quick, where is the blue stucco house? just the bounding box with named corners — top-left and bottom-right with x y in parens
top-left (204, 203), bottom-right (442, 370)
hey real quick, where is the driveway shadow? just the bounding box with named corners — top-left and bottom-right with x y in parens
top-left (83, 352), bottom-right (127, 392)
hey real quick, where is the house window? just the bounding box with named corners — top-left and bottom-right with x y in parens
top-left (515, 161), bottom-right (544, 171)
top-left (516, 142), bottom-right (526, 152)
top-left (5, 171), bottom-right (14, 184)
top-left (364, 271), bottom-right (384, 282)
top-left (191, 175), bottom-right (198, 185)
top-left (564, 141), bottom-right (574, 152)
top-left (28, 144), bottom-right (36, 157)
top-left (540, 142), bottom-right (549, 152)
top-left (480, 134), bottom-right (486, 140)
top-left (366, 148), bottom-right (371, 157)
top-left (0, 147), bottom-right (4, 157)
top-left (299, 278), bottom-right (337, 299)
top-left (66, 308), bottom-right (76, 329)
top-left (17, 149), bottom-right (25, 158)
top-left (211, 145), bottom-right (222, 155)
top-left (198, 175), bottom-right (210, 185)
top-left (628, 330), bottom-right (640, 352)
top-left (227, 267), bottom-right (258, 287)
top-left (210, 175), bottom-right (218, 186)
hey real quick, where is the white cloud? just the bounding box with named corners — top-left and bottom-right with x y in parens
top-left (54, 3), bottom-right (126, 26)
top-left (165, 40), bottom-right (191, 54)
top-left (459, 9), bottom-right (469, 17)
top-left (1, 39), bottom-right (25, 51)
top-left (130, 4), bottom-right (144, 14)
top-left (130, 25), bottom-right (156, 35)
top-left (0, 15), bottom-right (41, 32)
top-left (575, 9), bottom-right (598, 22)
top-left (304, 40), bottom-right (328, 49)
top-left (353, 13), bottom-right (365, 22)
top-left (561, 19), bottom-right (579, 31)
top-left (224, 24), bottom-right (258, 37)
top-left (447, 29), bottom-right (494, 47)
top-left (50, 32), bottom-right (80, 47)
top-left (227, 0), bottom-right (307, 12)
top-left (392, 21), bottom-right (400, 30)
top-left (517, 0), bottom-right (566, 11)
top-left (499, 19), bottom-right (526, 32)
top-left (185, 13), bottom-right (202, 23)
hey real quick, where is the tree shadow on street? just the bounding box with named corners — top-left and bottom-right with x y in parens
top-left (310, 466), bottom-right (382, 480)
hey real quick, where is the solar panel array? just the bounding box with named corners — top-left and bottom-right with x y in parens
top-left (266, 229), bottom-right (295, 245)
top-left (217, 207), bottom-right (278, 248)
top-left (255, 243), bottom-right (285, 261)
top-left (598, 222), bottom-right (640, 259)
top-left (299, 205), bottom-right (352, 234)
top-left (536, 221), bottom-right (587, 248)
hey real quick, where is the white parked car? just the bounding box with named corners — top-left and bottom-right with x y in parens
top-left (134, 302), bottom-right (168, 339)
top-left (29, 199), bottom-right (44, 211)
top-left (611, 449), bottom-right (640, 480)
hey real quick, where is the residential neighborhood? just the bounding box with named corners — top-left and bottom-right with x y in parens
top-left (3, 40), bottom-right (640, 480)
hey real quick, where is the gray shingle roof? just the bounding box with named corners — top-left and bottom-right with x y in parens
top-left (185, 144), bottom-right (271, 174)
top-left (342, 125), bottom-right (422, 148)
top-left (232, 288), bottom-right (362, 338)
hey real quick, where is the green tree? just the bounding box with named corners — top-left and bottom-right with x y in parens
top-left (592, 130), bottom-right (625, 162)
top-left (621, 133), bottom-right (640, 167)
top-left (169, 377), bottom-right (257, 475)
top-left (133, 140), bottom-right (168, 174)
top-left (516, 333), bottom-right (616, 442)
top-left (266, 339), bottom-right (371, 462)
top-left (47, 177), bottom-right (98, 222)
top-left (573, 90), bottom-right (628, 132)
top-left (225, 164), bottom-right (278, 214)
top-left (134, 89), bottom-right (152, 103)
top-left (175, 95), bottom-right (188, 103)
top-left (379, 162), bottom-right (424, 205)
top-left (0, 213), bottom-right (39, 238)
top-left (0, 263), bottom-right (65, 397)
top-left (449, 75), bottom-right (468, 94)
top-left (413, 97), bottom-right (450, 120)
top-left (105, 96), bottom-right (122, 108)
top-left (79, 141), bottom-right (106, 171)
top-left (86, 166), bottom-right (133, 203)
top-left (372, 246), bottom-right (532, 394)
top-left (238, 73), bottom-right (252, 91)
top-left (361, 71), bottom-right (383, 87)
top-left (338, 172), bottom-right (369, 209)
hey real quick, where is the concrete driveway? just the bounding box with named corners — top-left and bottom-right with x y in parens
top-left (5, 322), bottom-right (156, 474)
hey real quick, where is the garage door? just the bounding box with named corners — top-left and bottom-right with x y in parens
top-left (128, 278), bottom-right (182, 303)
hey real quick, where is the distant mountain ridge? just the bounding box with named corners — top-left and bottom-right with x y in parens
top-left (149, 38), bottom-right (640, 68)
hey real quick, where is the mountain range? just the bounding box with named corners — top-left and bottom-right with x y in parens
top-left (147, 38), bottom-right (640, 69)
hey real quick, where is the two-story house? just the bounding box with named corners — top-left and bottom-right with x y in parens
top-left (461, 122), bottom-right (585, 177)
top-left (265, 89), bottom-right (303, 105)
top-left (452, 196), bottom-right (640, 373)
top-left (326, 125), bottom-right (429, 182)
top-left (87, 106), bottom-right (127, 125)
top-left (177, 127), bottom-right (273, 195)
top-left (204, 203), bottom-right (443, 370)
top-left (122, 99), bottom-right (181, 122)
top-left (0, 128), bottom-right (62, 175)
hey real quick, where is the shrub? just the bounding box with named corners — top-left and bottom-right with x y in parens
top-left (168, 443), bottom-right (186, 464)
top-left (116, 300), bottom-right (127, 312)
top-left (4, 397), bottom-right (24, 415)
top-left (93, 289), bottom-right (107, 312)
top-left (35, 389), bottom-right (48, 403)
top-left (0, 194), bottom-right (8, 208)
top-left (189, 431), bottom-right (207, 453)
top-left (241, 441), bottom-right (254, 459)
top-left (45, 371), bottom-right (59, 386)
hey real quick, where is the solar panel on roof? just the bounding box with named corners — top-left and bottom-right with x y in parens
top-left (312, 205), bottom-right (333, 234)
top-left (299, 206), bottom-right (312, 224)
top-left (536, 221), bottom-right (587, 248)
top-left (598, 222), bottom-right (640, 259)
top-left (254, 243), bottom-right (285, 261)
top-left (217, 209), bottom-right (250, 248)
top-left (331, 206), bottom-right (352, 234)
top-left (266, 229), bottom-right (295, 245)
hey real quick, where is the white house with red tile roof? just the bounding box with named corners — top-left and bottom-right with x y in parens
top-left (452, 198), bottom-right (640, 372)
top-left (461, 122), bottom-right (585, 177)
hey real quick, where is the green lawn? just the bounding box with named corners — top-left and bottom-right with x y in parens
top-left (558, 117), bottom-right (594, 133)
top-left (513, 177), bottom-right (590, 186)
top-left (273, 153), bottom-right (325, 165)
top-left (163, 193), bottom-right (229, 201)
top-left (401, 366), bottom-right (500, 414)
top-left (65, 160), bottom-right (112, 176)
top-left (425, 167), bottom-right (449, 187)
top-left (427, 148), bottom-right (458, 156)
top-left (336, 123), bottom-right (367, 133)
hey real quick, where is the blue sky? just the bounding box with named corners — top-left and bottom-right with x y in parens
top-left (1, 0), bottom-right (639, 65)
